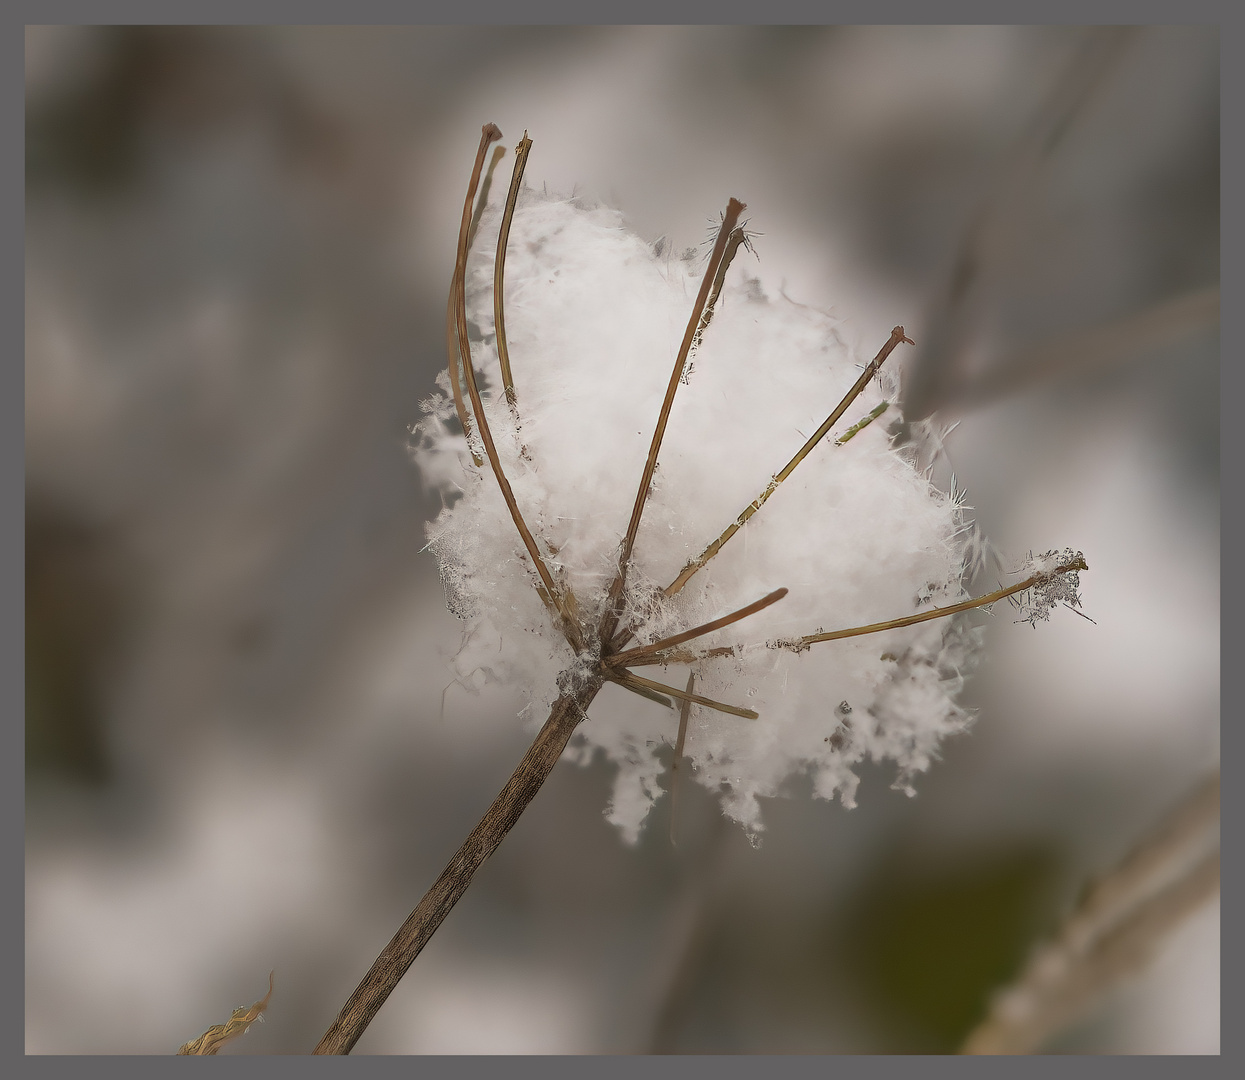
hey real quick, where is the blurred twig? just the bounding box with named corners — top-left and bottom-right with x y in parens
top-left (961, 769), bottom-right (1220, 1054)
top-left (904, 27), bottom-right (1139, 421)
top-left (936, 285), bottom-right (1219, 416)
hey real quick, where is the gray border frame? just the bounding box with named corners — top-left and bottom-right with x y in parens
top-left (14, 2), bottom-right (1230, 1076)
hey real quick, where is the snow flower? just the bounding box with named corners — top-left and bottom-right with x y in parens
top-left (412, 125), bottom-right (1087, 843)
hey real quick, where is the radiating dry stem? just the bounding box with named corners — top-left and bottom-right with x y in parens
top-left (445, 285), bottom-right (482, 467)
top-left (601, 198), bottom-right (746, 639)
top-left (606, 587), bottom-right (788, 669)
top-left (695, 225), bottom-right (750, 342)
top-left (664, 326), bottom-right (913, 599)
top-left (780, 555), bottom-right (1087, 649)
top-left (451, 124), bottom-right (581, 647)
top-left (611, 669), bottom-right (758, 720)
top-left (467, 144), bottom-right (507, 250)
top-left (494, 132), bottom-right (534, 414)
top-left (314, 680), bottom-right (605, 1054)
top-left (624, 644), bottom-right (736, 668)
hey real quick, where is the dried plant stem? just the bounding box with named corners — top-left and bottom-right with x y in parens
top-left (602, 198), bottom-right (746, 636)
top-left (610, 669), bottom-right (758, 720)
top-left (695, 225), bottom-right (750, 341)
top-left (451, 124), bottom-right (580, 645)
top-left (606, 587), bottom-right (788, 669)
top-left (622, 644), bottom-right (736, 668)
top-left (445, 286), bottom-right (482, 467)
top-left (669, 672), bottom-right (695, 847)
top-left (962, 770), bottom-right (1220, 1055)
top-left (624, 557), bottom-right (1087, 668)
top-left (781, 555), bottom-right (1087, 649)
top-left (664, 327), bottom-right (913, 599)
top-left (494, 132), bottom-right (534, 413)
top-left (467, 144), bottom-right (507, 250)
top-left (314, 679), bottom-right (606, 1055)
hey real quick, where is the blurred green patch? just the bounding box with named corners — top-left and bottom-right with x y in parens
top-left (838, 841), bottom-right (1063, 1052)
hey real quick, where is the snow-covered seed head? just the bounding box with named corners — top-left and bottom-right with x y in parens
top-left (413, 130), bottom-right (1086, 843)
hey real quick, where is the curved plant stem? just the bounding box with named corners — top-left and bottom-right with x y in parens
top-left (450, 124), bottom-right (580, 645)
top-left (445, 283), bottom-right (482, 468)
top-left (495, 132), bottom-right (533, 414)
top-left (467, 144), bottom-right (507, 250)
top-left (313, 679), bottom-right (605, 1055)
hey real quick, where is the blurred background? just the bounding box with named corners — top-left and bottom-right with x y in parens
top-left (25, 25), bottom-right (1218, 1054)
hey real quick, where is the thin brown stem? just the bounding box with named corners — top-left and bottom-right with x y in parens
top-left (624, 644), bottom-right (736, 668)
top-left (451, 125), bottom-right (580, 646)
top-left (494, 132), bottom-right (534, 414)
top-left (669, 672), bottom-right (695, 847)
top-left (695, 225), bottom-right (750, 341)
top-left (664, 326), bottom-right (913, 599)
top-left (314, 679), bottom-right (605, 1055)
top-left (779, 555), bottom-right (1087, 649)
top-left (606, 587), bottom-right (788, 669)
top-left (601, 198), bottom-right (746, 638)
top-left (467, 143), bottom-right (507, 251)
top-left (610, 669), bottom-right (758, 720)
top-left (445, 282), bottom-right (483, 467)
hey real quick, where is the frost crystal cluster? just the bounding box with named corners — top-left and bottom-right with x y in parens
top-left (415, 185), bottom-right (987, 842)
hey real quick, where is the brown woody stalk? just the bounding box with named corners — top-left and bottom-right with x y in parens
top-left (444, 127), bottom-right (505, 469)
top-left (445, 288), bottom-right (482, 468)
top-left (314, 679), bottom-right (605, 1054)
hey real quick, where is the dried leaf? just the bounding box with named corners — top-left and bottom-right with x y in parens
top-left (177, 971), bottom-right (274, 1055)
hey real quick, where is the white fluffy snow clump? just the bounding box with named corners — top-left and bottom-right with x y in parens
top-left (413, 189), bottom-right (980, 842)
